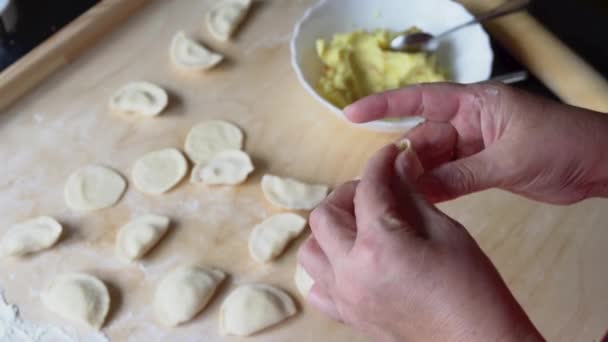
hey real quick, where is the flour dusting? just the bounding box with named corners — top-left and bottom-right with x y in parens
top-left (0, 291), bottom-right (108, 342)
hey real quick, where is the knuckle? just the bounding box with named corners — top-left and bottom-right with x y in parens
top-left (355, 232), bottom-right (384, 266)
top-left (447, 163), bottom-right (477, 195)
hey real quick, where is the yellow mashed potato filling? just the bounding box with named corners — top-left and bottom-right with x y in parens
top-left (316, 29), bottom-right (448, 109)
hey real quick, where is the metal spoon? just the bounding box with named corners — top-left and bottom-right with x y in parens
top-left (390, 0), bottom-right (530, 52)
top-left (490, 70), bottom-right (528, 84)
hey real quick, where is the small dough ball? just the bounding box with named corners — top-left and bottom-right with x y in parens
top-left (154, 265), bottom-right (226, 327)
top-left (132, 148), bottom-right (188, 195)
top-left (0, 216), bottom-right (63, 257)
top-left (43, 273), bottom-right (110, 330)
top-left (190, 149), bottom-right (253, 185)
top-left (248, 213), bottom-right (307, 263)
top-left (206, 0), bottom-right (252, 42)
top-left (261, 174), bottom-right (328, 210)
top-left (109, 81), bottom-right (168, 117)
top-left (170, 31), bottom-right (223, 71)
top-left (184, 120), bottom-right (243, 164)
top-left (115, 215), bottom-right (170, 261)
top-left (294, 263), bottom-right (314, 297)
top-left (219, 283), bottom-right (296, 336)
top-left (64, 165), bottom-right (127, 211)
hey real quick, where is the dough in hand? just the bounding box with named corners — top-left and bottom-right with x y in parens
top-left (170, 31), bottom-right (223, 71)
top-left (109, 81), bottom-right (168, 117)
top-left (261, 175), bottom-right (328, 210)
top-left (154, 265), bottom-right (226, 327)
top-left (132, 148), bottom-right (188, 195)
top-left (64, 165), bottom-right (127, 211)
top-left (184, 120), bottom-right (243, 164)
top-left (43, 273), bottom-right (110, 330)
top-left (190, 149), bottom-right (253, 185)
top-left (0, 216), bottom-right (63, 257)
top-left (115, 215), bottom-right (170, 261)
top-left (206, 0), bottom-right (252, 42)
top-left (294, 263), bottom-right (314, 297)
top-left (248, 213), bottom-right (307, 263)
top-left (219, 284), bottom-right (296, 336)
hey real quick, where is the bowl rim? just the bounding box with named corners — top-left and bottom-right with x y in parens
top-left (290, 0), bottom-right (494, 132)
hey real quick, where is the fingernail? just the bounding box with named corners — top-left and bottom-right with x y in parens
top-left (396, 138), bottom-right (412, 152)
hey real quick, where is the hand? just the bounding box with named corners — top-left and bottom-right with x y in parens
top-left (298, 143), bottom-right (543, 341)
top-left (345, 83), bottom-right (608, 204)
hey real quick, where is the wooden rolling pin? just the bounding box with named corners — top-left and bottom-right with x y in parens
top-left (0, 0), bottom-right (148, 111)
top-left (460, 0), bottom-right (608, 113)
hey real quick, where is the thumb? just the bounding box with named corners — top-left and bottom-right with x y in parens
top-left (417, 147), bottom-right (503, 203)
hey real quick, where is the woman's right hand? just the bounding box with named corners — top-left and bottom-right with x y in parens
top-left (345, 82), bottom-right (608, 204)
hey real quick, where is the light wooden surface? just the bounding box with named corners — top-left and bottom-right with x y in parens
top-left (0, 0), bottom-right (149, 111)
top-left (0, 0), bottom-right (607, 341)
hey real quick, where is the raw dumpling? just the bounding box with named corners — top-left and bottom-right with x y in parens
top-left (190, 149), bottom-right (253, 185)
top-left (184, 120), bottom-right (243, 164)
top-left (64, 165), bottom-right (127, 211)
top-left (43, 273), bottom-right (110, 330)
top-left (115, 215), bottom-right (170, 261)
top-left (294, 263), bottom-right (314, 297)
top-left (132, 148), bottom-right (188, 194)
top-left (170, 31), bottom-right (223, 71)
top-left (109, 81), bottom-right (168, 117)
top-left (0, 216), bottom-right (62, 257)
top-left (248, 213), bottom-right (307, 263)
top-left (206, 0), bottom-right (252, 42)
top-left (261, 175), bottom-right (328, 210)
top-left (154, 265), bottom-right (226, 327)
top-left (219, 284), bottom-right (296, 336)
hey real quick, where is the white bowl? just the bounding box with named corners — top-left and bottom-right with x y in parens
top-left (291, 0), bottom-right (494, 131)
top-left (0, 0), bottom-right (17, 33)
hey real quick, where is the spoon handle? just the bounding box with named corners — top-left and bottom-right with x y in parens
top-left (436, 0), bottom-right (531, 39)
top-left (490, 70), bottom-right (529, 84)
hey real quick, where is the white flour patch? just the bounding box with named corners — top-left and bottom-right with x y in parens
top-left (33, 114), bottom-right (45, 124)
top-left (244, 32), bottom-right (292, 55)
top-left (0, 290), bottom-right (108, 342)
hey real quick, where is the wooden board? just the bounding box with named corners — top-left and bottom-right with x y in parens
top-left (0, 0), bottom-right (607, 341)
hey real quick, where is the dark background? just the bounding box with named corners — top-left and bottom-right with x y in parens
top-left (1, 0), bottom-right (607, 100)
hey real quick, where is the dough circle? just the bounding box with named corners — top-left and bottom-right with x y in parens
top-left (132, 148), bottom-right (188, 195)
top-left (261, 174), bottom-right (328, 210)
top-left (0, 216), bottom-right (63, 257)
top-left (64, 165), bottom-right (127, 211)
top-left (248, 213), bottom-right (307, 263)
top-left (184, 120), bottom-right (243, 164)
top-left (170, 31), bottom-right (223, 71)
top-left (109, 81), bottom-right (168, 117)
top-left (190, 149), bottom-right (254, 185)
top-left (43, 272), bottom-right (110, 330)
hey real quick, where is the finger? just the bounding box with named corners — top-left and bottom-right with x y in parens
top-left (344, 83), bottom-right (492, 123)
top-left (395, 139), bottom-right (424, 182)
top-left (298, 237), bottom-right (333, 289)
top-left (324, 180), bottom-right (358, 215)
top-left (404, 121), bottom-right (458, 170)
top-left (393, 141), bottom-right (442, 229)
top-left (354, 144), bottom-right (417, 235)
top-left (307, 284), bottom-right (342, 322)
top-left (309, 201), bottom-right (356, 262)
top-left (416, 146), bottom-right (504, 202)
